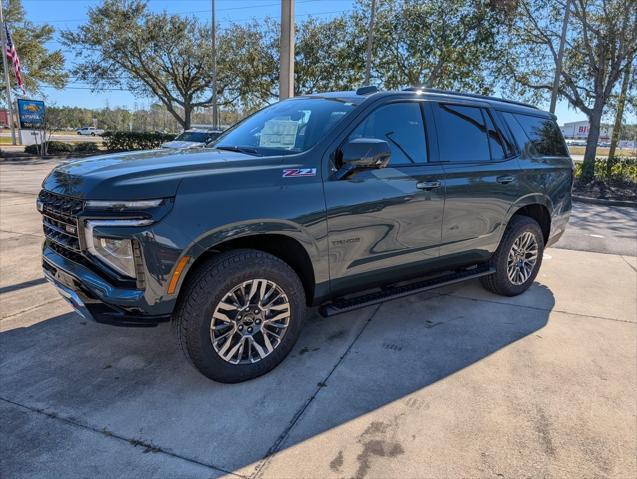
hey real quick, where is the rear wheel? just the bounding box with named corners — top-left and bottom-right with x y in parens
top-left (480, 215), bottom-right (544, 296)
top-left (173, 249), bottom-right (306, 383)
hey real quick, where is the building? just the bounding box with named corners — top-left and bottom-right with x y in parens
top-left (0, 109), bottom-right (9, 128)
top-left (560, 120), bottom-right (613, 140)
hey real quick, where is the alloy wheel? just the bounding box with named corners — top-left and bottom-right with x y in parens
top-left (506, 231), bottom-right (539, 285)
top-left (210, 279), bottom-right (291, 364)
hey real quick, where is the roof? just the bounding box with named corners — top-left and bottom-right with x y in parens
top-left (302, 86), bottom-right (549, 117)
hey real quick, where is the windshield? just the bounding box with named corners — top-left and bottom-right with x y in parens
top-left (175, 131), bottom-right (216, 143)
top-left (214, 97), bottom-right (359, 156)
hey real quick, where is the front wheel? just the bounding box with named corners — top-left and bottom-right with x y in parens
top-left (480, 216), bottom-right (544, 296)
top-left (173, 249), bottom-right (306, 383)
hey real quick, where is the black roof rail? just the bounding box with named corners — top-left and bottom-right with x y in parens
top-left (402, 87), bottom-right (538, 110)
top-left (356, 85), bottom-right (380, 95)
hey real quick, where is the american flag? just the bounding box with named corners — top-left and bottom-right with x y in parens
top-left (4, 24), bottom-right (25, 94)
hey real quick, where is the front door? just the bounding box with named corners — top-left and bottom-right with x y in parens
top-left (324, 101), bottom-right (445, 295)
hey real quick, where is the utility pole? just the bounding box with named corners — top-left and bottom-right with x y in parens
top-left (211, 0), bottom-right (219, 129)
top-left (550, 0), bottom-right (571, 114)
top-left (279, 0), bottom-right (295, 100)
top-left (364, 0), bottom-right (377, 85)
top-left (0, 1), bottom-right (17, 145)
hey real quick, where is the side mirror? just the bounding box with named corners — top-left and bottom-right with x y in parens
top-left (339, 138), bottom-right (391, 173)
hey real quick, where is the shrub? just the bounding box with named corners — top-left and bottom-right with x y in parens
top-left (74, 142), bottom-right (99, 153)
top-left (102, 131), bottom-right (175, 152)
top-left (574, 157), bottom-right (637, 183)
top-left (25, 141), bottom-right (75, 155)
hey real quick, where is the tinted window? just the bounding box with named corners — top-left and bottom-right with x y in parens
top-left (500, 112), bottom-right (529, 153)
top-left (347, 103), bottom-right (427, 165)
top-left (506, 113), bottom-right (569, 157)
top-left (484, 111), bottom-right (507, 161)
top-left (437, 104), bottom-right (490, 162)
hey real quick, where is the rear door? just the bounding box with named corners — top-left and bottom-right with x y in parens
top-left (433, 101), bottom-right (520, 263)
top-left (324, 100), bottom-right (446, 294)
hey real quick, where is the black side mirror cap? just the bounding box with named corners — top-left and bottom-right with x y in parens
top-left (339, 138), bottom-right (391, 175)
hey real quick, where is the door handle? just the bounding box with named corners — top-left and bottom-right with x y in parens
top-left (496, 175), bottom-right (514, 184)
top-left (416, 181), bottom-right (441, 190)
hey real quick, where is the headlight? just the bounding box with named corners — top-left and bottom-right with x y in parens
top-left (85, 199), bottom-right (164, 210)
top-left (85, 219), bottom-right (152, 278)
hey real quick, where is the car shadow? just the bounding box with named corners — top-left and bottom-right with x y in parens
top-left (0, 280), bottom-right (554, 476)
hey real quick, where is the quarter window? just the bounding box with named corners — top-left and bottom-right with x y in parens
top-left (347, 103), bottom-right (427, 165)
top-left (436, 104), bottom-right (491, 162)
top-left (504, 112), bottom-right (569, 157)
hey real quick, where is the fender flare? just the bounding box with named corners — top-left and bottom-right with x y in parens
top-left (496, 193), bottom-right (554, 243)
top-left (168, 219), bottom-right (323, 298)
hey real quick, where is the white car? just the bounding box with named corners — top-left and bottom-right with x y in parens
top-left (161, 128), bottom-right (223, 149)
top-left (76, 127), bottom-right (104, 136)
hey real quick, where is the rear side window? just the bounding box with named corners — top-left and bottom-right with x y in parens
top-left (347, 102), bottom-right (427, 165)
top-left (503, 112), bottom-right (569, 157)
top-left (436, 104), bottom-right (491, 162)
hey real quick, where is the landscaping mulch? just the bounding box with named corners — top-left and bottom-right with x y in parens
top-left (573, 179), bottom-right (637, 202)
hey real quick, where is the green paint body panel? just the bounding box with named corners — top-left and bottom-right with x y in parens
top-left (39, 90), bottom-right (573, 324)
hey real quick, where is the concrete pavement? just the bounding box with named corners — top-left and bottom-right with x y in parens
top-left (1, 158), bottom-right (636, 479)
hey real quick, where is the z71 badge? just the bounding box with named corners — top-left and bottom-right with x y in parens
top-left (282, 168), bottom-right (317, 177)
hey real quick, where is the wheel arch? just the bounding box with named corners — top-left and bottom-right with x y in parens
top-left (172, 222), bottom-right (322, 306)
top-left (505, 194), bottom-right (553, 244)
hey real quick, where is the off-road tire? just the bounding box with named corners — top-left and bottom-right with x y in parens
top-left (480, 215), bottom-right (544, 296)
top-left (173, 249), bottom-right (306, 383)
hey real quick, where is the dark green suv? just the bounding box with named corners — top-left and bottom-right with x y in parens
top-left (39, 87), bottom-right (573, 382)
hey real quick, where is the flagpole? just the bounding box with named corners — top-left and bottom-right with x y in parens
top-left (0, 2), bottom-right (17, 145)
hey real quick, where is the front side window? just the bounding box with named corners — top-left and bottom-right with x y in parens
top-left (215, 98), bottom-right (359, 156)
top-left (436, 104), bottom-right (491, 162)
top-left (505, 112), bottom-right (569, 157)
top-left (347, 102), bottom-right (427, 165)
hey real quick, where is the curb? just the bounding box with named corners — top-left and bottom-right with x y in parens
top-left (573, 195), bottom-right (637, 208)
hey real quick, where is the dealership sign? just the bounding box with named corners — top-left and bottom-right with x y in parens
top-left (17, 99), bottom-right (46, 129)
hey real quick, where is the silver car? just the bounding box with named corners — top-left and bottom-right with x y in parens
top-left (161, 128), bottom-right (223, 149)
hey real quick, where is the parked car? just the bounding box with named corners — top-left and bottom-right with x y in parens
top-left (39, 87), bottom-right (573, 383)
top-left (161, 127), bottom-right (223, 149)
top-left (76, 127), bottom-right (104, 136)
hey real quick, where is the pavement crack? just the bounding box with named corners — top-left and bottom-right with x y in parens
top-left (0, 396), bottom-right (247, 478)
top-left (0, 228), bottom-right (43, 239)
top-left (620, 255), bottom-right (637, 273)
top-left (0, 298), bottom-right (63, 320)
top-left (251, 304), bottom-right (383, 479)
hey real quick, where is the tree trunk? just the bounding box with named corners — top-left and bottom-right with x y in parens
top-left (581, 103), bottom-right (603, 183)
top-left (607, 61), bottom-right (632, 163)
top-left (183, 104), bottom-right (192, 130)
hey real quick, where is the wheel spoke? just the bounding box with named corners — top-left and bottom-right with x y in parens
top-left (210, 279), bottom-right (290, 365)
top-left (213, 311), bottom-right (233, 323)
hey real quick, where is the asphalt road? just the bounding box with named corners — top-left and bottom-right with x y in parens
top-left (1, 158), bottom-right (635, 479)
top-left (555, 201), bottom-right (637, 256)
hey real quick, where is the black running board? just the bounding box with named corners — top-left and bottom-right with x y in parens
top-left (319, 265), bottom-right (495, 317)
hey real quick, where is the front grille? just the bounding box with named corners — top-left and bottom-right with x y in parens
top-left (38, 190), bottom-right (84, 261)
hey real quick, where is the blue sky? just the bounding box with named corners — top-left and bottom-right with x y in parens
top-left (22, 0), bottom-right (590, 124)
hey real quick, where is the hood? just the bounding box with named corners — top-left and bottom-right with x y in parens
top-left (42, 148), bottom-right (270, 200)
top-left (161, 140), bottom-right (205, 149)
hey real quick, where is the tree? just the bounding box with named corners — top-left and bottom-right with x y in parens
top-left (608, 59), bottom-right (634, 160)
top-left (62, 0), bottom-right (218, 130)
top-left (1, 0), bottom-right (66, 99)
top-left (500, 0), bottom-right (637, 181)
top-left (354, 0), bottom-right (506, 92)
top-left (295, 16), bottom-right (365, 94)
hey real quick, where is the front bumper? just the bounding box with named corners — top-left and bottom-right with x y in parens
top-left (43, 245), bottom-right (171, 326)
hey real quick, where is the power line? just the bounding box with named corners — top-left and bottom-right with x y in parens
top-left (26, 0), bottom-right (324, 25)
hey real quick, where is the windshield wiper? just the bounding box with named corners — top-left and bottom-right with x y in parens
top-left (215, 145), bottom-right (261, 156)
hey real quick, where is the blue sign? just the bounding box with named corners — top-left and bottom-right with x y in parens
top-left (17, 99), bottom-right (46, 130)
